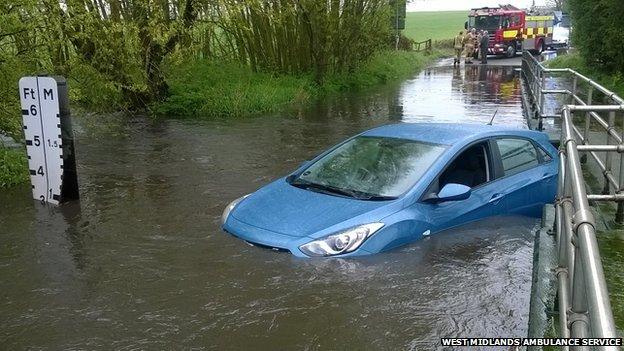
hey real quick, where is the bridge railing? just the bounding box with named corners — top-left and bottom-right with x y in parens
top-left (521, 51), bottom-right (622, 349)
top-left (522, 50), bottom-right (624, 222)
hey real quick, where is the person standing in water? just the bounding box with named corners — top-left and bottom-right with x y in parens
top-left (475, 30), bottom-right (483, 61)
top-left (480, 30), bottom-right (489, 64)
top-left (464, 28), bottom-right (476, 64)
top-left (453, 31), bottom-right (464, 66)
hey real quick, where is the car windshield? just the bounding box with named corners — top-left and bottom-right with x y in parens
top-left (472, 15), bottom-right (501, 30)
top-left (291, 136), bottom-right (446, 199)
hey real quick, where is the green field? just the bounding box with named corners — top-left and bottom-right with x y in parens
top-left (403, 11), bottom-right (468, 42)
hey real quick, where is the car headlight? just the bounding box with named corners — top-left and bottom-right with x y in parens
top-left (221, 194), bottom-right (250, 225)
top-left (299, 223), bottom-right (384, 257)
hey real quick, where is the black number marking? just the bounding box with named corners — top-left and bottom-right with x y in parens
top-left (46, 139), bottom-right (58, 147)
top-left (37, 166), bottom-right (44, 176)
top-left (30, 105), bottom-right (37, 116)
top-left (39, 195), bottom-right (45, 204)
top-left (34, 135), bottom-right (41, 146)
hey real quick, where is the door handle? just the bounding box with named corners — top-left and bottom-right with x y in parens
top-left (489, 193), bottom-right (504, 204)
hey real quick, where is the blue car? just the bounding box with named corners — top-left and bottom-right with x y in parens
top-left (222, 123), bottom-right (558, 258)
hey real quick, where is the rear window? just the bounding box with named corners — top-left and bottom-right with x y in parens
top-left (496, 138), bottom-right (539, 176)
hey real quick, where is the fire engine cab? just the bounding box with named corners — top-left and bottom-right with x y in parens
top-left (466, 4), bottom-right (554, 58)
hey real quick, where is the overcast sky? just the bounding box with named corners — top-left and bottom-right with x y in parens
top-left (407, 0), bottom-right (548, 11)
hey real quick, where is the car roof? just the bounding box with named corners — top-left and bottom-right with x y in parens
top-left (361, 123), bottom-right (545, 146)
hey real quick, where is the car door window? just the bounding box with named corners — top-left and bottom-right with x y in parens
top-left (439, 142), bottom-right (490, 189)
top-left (496, 138), bottom-right (539, 176)
top-left (537, 146), bottom-right (553, 162)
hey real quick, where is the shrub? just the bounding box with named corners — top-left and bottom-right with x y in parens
top-left (0, 147), bottom-right (28, 188)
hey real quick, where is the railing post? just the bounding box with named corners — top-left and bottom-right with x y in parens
top-left (603, 111), bottom-right (615, 194)
top-left (570, 75), bottom-right (578, 105)
top-left (617, 111), bottom-right (624, 224)
top-left (581, 86), bottom-right (593, 164)
top-left (538, 70), bottom-right (546, 131)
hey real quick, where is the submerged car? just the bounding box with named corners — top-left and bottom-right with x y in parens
top-left (222, 123), bottom-right (558, 258)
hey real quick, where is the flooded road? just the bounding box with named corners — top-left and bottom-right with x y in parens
top-left (1, 63), bottom-right (537, 349)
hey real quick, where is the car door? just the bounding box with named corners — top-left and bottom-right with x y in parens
top-left (420, 140), bottom-right (506, 233)
top-left (491, 137), bottom-right (556, 217)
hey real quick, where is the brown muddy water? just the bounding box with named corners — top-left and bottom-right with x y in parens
top-left (1, 63), bottom-right (538, 350)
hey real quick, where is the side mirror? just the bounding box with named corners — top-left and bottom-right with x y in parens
top-left (464, 21), bottom-right (468, 30)
top-left (438, 183), bottom-right (471, 202)
top-left (428, 183), bottom-right (472, 203)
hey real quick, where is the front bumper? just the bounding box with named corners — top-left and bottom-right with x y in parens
top-left (489, 45), bottom-right (507, 55)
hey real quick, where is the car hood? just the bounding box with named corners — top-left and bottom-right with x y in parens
top-left (231, 178), bottom-right (400, 238)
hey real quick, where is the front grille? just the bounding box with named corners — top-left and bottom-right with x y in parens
top-left (244, 240), bottom-right (290, 253)
top-left (488, 34), bottom-right (496, 44)
top-left (224, 229), bottom-right (291, 253)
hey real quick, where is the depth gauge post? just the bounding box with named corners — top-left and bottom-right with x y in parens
top-left (19, 75), bottom-right (79, 205)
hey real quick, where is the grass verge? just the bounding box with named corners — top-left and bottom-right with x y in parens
top-left (0, 147), bottom-right (28, 188)
top-left (598, 229), bottom-right (624, 332)
top-left (154, 50), bottom-right (442, 118)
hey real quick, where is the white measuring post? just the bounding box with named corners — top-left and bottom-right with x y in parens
top-left (19, 76), bottom-right (79, 205)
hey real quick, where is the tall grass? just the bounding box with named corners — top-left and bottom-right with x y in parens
top-left (218, 0), bottom-right (392, 81)
top-left (154, 50), bottom-right (440, 118)
top-left (153, 61), bottom-right (312, 117)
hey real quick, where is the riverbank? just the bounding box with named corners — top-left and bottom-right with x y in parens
top-left (153, 50), bottom-right (444, 118)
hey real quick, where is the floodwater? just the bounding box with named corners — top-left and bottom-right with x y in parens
top-left (1, 62), bottom-right (538, 349)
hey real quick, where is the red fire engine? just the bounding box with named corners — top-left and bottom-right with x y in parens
top-left (467, 5), bottom-right (554, 58)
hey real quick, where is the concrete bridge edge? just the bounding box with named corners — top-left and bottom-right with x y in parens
top-left (527, 204), bottom-right (558, 349)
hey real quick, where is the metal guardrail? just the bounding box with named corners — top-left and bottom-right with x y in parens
top-left (521, 51), bottom-right (621, 349)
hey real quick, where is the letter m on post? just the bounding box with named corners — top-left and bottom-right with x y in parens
top-left (43, 88), bottom-right (54, 100)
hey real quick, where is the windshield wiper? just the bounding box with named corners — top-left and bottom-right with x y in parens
top-left (290, 179), bottom-right (396, 201)
top-left (361, 194), bottom-right (398, 201)
top-left (290, 180), bottom-right (354, 197)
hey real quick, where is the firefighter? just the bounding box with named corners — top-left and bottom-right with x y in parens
top-left (475, 30), bottom-right (483, 60)
top-left (464, 28), bottom-right (476, 64)
top-left (480, 30), bottom-right (489, 64)
top-left (453, 31), bottom-right (464, 66)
